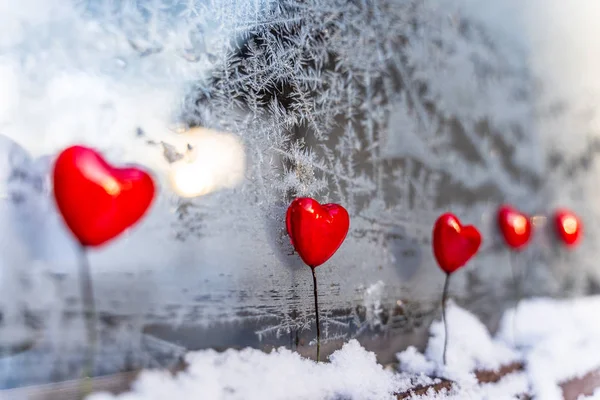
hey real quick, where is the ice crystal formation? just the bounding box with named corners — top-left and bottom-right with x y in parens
top-left (175, 0), bottom-right (547, 343)
top-left (0, 0), bottom-right (599, 387)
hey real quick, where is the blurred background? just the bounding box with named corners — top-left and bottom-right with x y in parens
top-left (1, 0), bottom-right (600, 392)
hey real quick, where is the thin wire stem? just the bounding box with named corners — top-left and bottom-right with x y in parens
top-left (509, 251), bottom-right (521, 346)
top-left (441, 273), bottom-right (451, 365)
top-left (311, 267), bottom-right (321, 362)
top-left (77, 245), bottom-right (97, 396)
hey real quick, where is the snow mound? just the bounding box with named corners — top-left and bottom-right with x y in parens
top-left (497, 296), bottom-right (600, 400)
top-left (397, 301), bottom-right (524, 398)
top-left (87, 340), bottom-right (404, 400)
top-left (400, 301), bottom-right (520, 378)
top-left (399, 296), bottom-right (600, 400)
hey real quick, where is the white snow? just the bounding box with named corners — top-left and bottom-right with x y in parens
top-left (84, 297), bottom-right (600, 399)
top-left (87, 340), bottom-right (407, 400)
top-left (398, 297), bottom-right (600, 399)
top-left (423, 301), bottom-right (521, 374)
top-left (398, 301), bottom-right (524, 399)
top-left (497, 297), bottom-right (600, 400)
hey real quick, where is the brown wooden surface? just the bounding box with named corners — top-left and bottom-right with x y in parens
top-left (561, 368), bottom-right (600, 400)
top-left (396, 362), bottom-right (527, 399)
top-left (395, 379), bottom-right (454, 399)
top-left (475, 362), bottom-right (525, 384)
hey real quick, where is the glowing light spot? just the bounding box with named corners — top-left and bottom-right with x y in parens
top-left (449, 219), bottom-right (460, 231)
top-left (562, 216), bottom-right (578, 235)
top-left (512, 215), bottom-right (528, 234)
top-left (170, 161), bottom-right (216, 198)
top-left (103, 178), bottom-right (121, 196)
top-left (169, 128), bottom-right (246, 198)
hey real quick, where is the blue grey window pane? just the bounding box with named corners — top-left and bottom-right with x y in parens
top-left (0, 0), bottom-right (596, 392)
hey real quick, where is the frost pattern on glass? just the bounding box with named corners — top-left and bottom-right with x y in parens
top-left (173, 0), bottom-right (546, 334)
top-left (0, 0), bottom-right (594, 387)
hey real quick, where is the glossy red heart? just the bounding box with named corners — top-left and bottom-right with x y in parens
top-left (433, 213), bottom-right (482, 274)
top-left (286, 198), bottom-right (349, 268)
top-left (53, 145), bottom-right (155, 247)
top-left (554, 208), bottom-right (583, 248)
top-left (497, 205), bottom-right (532, 251)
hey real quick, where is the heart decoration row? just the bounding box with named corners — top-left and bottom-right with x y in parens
top-left (50, 145), bottom-right (582, 273)
top-left (50, 145), bottom-right (584, 366)
top-left (286, 201), bottom-right (582, 275)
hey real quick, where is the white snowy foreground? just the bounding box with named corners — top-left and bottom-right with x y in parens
top-left (88, 297), bottom-right (600, 400)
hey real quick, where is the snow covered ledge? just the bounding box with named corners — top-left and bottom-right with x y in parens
top-left (87, 340), bottom-right (406, 400)
top-left (396, 297), bottom-right (600, 399)
top-left (77, 297), bottom-right (600, 400)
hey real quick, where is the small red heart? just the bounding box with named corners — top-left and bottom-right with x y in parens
top-left (433, 213), bottom-right (482, 274)
top-left (497, 205), bottom-right (532, 251)
top-left (554, 208), bottom-right (583, 248)
top-left (286, 198), bottom-right (349, 268)
top-left (53, 145), bottom-right (156, 247)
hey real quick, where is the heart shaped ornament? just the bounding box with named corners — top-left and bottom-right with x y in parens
top-left (554, 208), bottom-right (583, 248)
top-left (433, 213), bottom-right (482, 274)
top-left (286, 198), bottom-right (350, 268)
top-left (497, 205), bottom-right (532, 251)
top-left (53, 145), bottom-right (156, 247)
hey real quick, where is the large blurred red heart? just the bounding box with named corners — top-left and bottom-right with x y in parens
top-left (286, 198), bottom-right (349, 268)
top-left (53, 145), bottom-right (155, 247)
top-left (554, 208), bottom-right (583, 248)
top-left (433, 213), bottom-right (482, 274)
top-left (497, 205), bottom-right (532, 251)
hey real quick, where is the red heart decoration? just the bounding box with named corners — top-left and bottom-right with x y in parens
top-left (286, 198), bottom-right (349, 268)
top-left (497, 205), bottom-right (532, 251)
top-left (554, 208), bottom-right (583, 248)
top-left (53, 145), bottom-right (156, 247)
top-left (433, 213), bottom-right (482, 274)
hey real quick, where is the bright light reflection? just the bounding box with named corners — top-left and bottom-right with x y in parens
top-left (169, 127), bottom-right (246, 198)
top-left (449, 219), bottom-right (460, 231)
top-left (512, 215), bottom-right (527, 235)
top-left (562, 216), bottom-right (578, 235)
